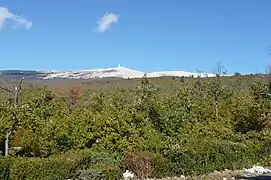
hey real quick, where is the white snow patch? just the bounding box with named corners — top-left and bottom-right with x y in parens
top-left (123, 170), bottom-right (134, 180)
top-left (148, 71), bottom-right (215, 78)
top-left (243, 166), bottom-right (271, 175)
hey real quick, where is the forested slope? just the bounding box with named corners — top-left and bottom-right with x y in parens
top-left (0, 74), bottom-right (270, 179)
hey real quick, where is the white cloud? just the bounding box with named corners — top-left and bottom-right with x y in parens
top-left (97, 12), bottom-right (119, 33)
top-left (0, 7), bottom-right (32, 30)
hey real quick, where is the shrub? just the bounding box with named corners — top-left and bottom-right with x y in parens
top-left (0, 149), bottom-right (124, 180)
top-left (166, 138), bottom-right (261, 175)
top-left (0, 158), bottom-right (10, 180)
top-left (233, 104), bottom-right (269, 133)
top-left (72, 169), bottom-right (106, 180)
top-left (56, 148), bottom-right (123, 168)
top-left (10, 157), bottom-right (70, 180)
top-left (261, 155), bottom-right (271, 167)
top-left (152, 154), bottom-right (174, 178)
top-left (125, 151), bottom-right (154, 178)
top-left (57, 149), bottom-right (124, 179)
top-left (125, 151), bottom-right (173, 178)
top-left (90, 163), bottom-right (123, 180)
top-left (71, 164), bottom-right (122, 180)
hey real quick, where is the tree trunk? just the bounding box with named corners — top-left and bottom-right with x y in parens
top-left (215, 101), bottom-right (219, 118)
top-left (215, 91), bottom-right (219, 118)
top-left (5, 86), bottom-right (19, 157)
top-left (5, 130), bottom-right (11, 157)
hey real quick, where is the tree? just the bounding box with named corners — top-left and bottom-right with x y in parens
top-left (234, 72), bottom-right (241, 76)
top-left (210, 62), bottom-right (227, 118)
top-left (134, 74), bottom-right (158, 121)
top-left (17, 88), bottom-right (72, 157)
top-left (67, 84), bottom-right (83, 110)
top-left (0, 78), bottom-right (23, 157)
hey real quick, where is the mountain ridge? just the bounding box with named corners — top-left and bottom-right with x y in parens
top-left (0, 65), bottom-right (216, 80)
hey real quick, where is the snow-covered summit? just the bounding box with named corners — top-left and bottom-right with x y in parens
top-left (42, 65), bottom-right (145, 79)
top-left (41, 65), bottom-right (215, 80)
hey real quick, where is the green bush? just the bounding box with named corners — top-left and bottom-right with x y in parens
top-left (71, 164), bottom-right (122, 180)
top-left (166, 139), bottom-right (261, 175)
top-left (0, 149), bottom-right (124, 180)
top-left (72, 169), bottom-right (106, 180)
top-left (56, 148), bottom-right (123, 167)
top-left (152, 154), bottom-right (174, 178)
top-left (260, 155), bottom-right (271, 166)
top-left (90, 163), bottom-right (123, 180)
top-left (10, 158), bottom-right (70, 180)
top-left (56, 149), bottom-right (124, 179)
top-left (0, 158), bottom-right (10, 180)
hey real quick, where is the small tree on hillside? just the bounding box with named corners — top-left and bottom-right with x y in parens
top-left (210, 62), bottom-right (227, 118)
top-left (134, 74), bottom-right (160, 125)
top-left (234, 72), bottom-right (241, 76)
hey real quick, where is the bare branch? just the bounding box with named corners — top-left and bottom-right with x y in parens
top-left (17, 78), bottom-right (24, 92)
top-left (0, 78), bottom-right (13, 93)
top-left (213, 62), bottom-right (227, 77)
top-left (0, 78), bottom-right (24, 93)
top-left (0, 86), bottom-right (12, 93)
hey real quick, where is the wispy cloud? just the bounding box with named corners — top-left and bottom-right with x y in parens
top-left (97, 12), bottom-right (119, 33)
top-left (0, 7), bottom-right (32, 30)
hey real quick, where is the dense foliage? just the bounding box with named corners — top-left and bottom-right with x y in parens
top-left (0, 74), bottom-right (270, 179)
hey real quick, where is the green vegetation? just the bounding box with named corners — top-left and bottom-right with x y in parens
top-left (0, 73), bottom-right (270, 179)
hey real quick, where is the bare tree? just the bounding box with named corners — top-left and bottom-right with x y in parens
top-left (266, 64), bottom-right (271, 79)
top-left (213, 62), bottom-right (227, 77)
top-left (212, 62), bottom-right (227, 118)
top-left (266, 64), bottom-right (271, 74)
top-left (0, 78), bottom-right (24, 157)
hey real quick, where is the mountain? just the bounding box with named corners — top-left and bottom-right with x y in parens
top-left (0, 65), bottom-right (215, 80)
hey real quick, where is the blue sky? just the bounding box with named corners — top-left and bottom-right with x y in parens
top-left (0, 0), bottom-right (271, 74)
